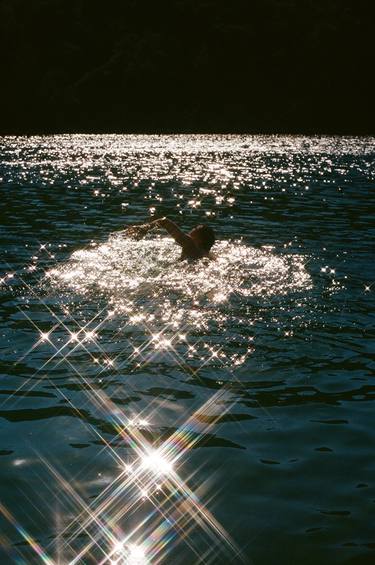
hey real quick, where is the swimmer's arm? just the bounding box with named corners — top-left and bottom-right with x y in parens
top-left (153, 217), bottom-right (193, 247)
top-left (124, 217), bottom-right (191, 246)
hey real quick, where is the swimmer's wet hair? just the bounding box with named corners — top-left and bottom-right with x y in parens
top-left (190, 224), bottom-right (215, 251)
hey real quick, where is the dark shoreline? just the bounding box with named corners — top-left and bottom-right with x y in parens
top-left (1, 130), bottom-right (374, 137)
top-left (1, 1), bottom-right (373, 138)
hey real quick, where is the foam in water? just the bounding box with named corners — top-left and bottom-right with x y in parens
top-left (46, 234), bottom-right (312, 368)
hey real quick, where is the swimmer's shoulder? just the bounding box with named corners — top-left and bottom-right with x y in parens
top-left (179, 250), bottom-right (216, 262)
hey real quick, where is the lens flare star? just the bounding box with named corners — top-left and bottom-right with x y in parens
top-left (0, 233), bottom-right (304, 564)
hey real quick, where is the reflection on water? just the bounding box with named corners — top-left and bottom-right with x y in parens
top-left (46, 235), bottom-right (312, 372)
top-left (110, 542), bottom-right (148, 565)
top-left (0, 135), bottom-right (374, 565)
top-left (52, 235), bottom-right (311, 300)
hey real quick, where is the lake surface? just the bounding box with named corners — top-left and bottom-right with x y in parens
top-left (0, 135), bottom-right (374, 565)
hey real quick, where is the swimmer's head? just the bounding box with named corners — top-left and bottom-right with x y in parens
top-left (189, 224), bottom-right (215, 252)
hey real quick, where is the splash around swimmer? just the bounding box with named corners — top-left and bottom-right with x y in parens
top-left (125, 217), bottom-right (216, 260)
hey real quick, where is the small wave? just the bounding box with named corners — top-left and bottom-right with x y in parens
top-left (47, 234), bottom-right (311, 302)
top-left (44, 235), bottom-right (312, 369)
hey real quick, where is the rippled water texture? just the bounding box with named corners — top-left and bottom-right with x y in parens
top-left (0, 135), bottom-right (374, 564)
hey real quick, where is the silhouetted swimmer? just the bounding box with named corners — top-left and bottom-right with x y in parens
top-left (125, 217), bottom-right (215, 260)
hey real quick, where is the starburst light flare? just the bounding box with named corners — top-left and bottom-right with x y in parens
top-left (0, 224), bottom-right (314, 565)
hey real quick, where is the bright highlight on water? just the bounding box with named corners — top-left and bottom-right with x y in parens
top-left (0, 135), bottom-right (374, 565)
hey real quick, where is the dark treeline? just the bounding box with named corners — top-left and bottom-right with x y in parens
top-left (0, 0), bottom-right (373, 134)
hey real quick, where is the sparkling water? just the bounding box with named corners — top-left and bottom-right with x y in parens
top-left (0, 135), bottom-right (374, 564)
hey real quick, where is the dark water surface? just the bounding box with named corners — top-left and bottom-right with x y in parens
top-left (0, 135), bottom-right (374, 565)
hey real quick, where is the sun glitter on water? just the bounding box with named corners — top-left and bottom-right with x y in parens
top-left (46, 233), bottom-right (313, 369)
top-left (110, 541), bottom-right (148, 565)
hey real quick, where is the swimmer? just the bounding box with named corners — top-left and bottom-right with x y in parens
top-left (125, 217), bottom-right (215, 260)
